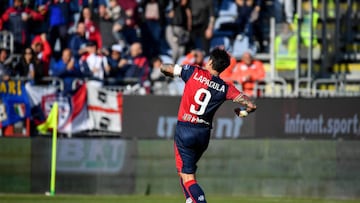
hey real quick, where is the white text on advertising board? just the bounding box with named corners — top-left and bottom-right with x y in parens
top-left (57, 139), bottom-right (126, 174)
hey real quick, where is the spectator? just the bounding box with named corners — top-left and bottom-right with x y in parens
top-left (98, 0), bottom-right (121, 49)
top-left (141, 0), bottom-right (162, 58)
top-left (116, 0), bottom-right (141, 44)
top-left (13, 47), bottom-right (44, 84)
top-left (293, 0), bottom-right (320, 59)
top-left (111, 1), bottom-right (128, 47)
top-left (80, 0), bottom-right (101, 13)
top-left (123, 42), bottom-right (150, 92)
top-left (105, 44), bottom-right (128, 85)
top-left (181, 49), bottom-right (206, 68)
top-left (150, 55), bottom-right (169, 95)
top-left (219, 49), bottom-right (237, 82)
top-left (274, 23), bottom-right (297, 80)
top-left (165, 0), bottom-right (192, 63)
top-left (49, 48), bottom-right (81, 93)
top-left (0, 49), bottom-right (11, 81)
top-left (150, 55), bottom-right (164, 82)
top-left (189, 0), bottom-right (215, 54)
top-left (0, 0), bottom-right (44, 53)
top-left (68, 22), bottom-right (89, 63)
top-left (13, 47), bottom-right (34, 78)
top-left (222, 50), bottom-right (265, 96)
top-left (47, 0), bottom-right (72, 53)
top-left (31, 33), bottom-right (52, 76)
top-left (273, 0), bottom-right (294, 24)
top-left (80, 41), bottom-right (110, 86)
top-left (79, 7), bottom-right (102, 48)
top-left (234, 0), bottom-right (261, 47)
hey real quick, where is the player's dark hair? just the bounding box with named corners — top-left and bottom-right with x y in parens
top-left (209, 48), bottom-right (230, 73)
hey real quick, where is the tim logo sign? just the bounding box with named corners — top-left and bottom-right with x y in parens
top-left (57, 139), bottom-right (127, 174)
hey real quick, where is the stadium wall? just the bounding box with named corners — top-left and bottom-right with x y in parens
top-left (0, 97), bottom-right (359, 198)
top-left (136, 139), bottom-right (360, 199)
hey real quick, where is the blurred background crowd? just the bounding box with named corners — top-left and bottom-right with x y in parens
top-left (0, 0), bottom-right (358, 96)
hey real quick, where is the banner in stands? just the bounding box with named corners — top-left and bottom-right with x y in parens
top-left (87, 85), bottom-right (123, 133)
top-left (26, 83), bottom-right (123, 134)
top-left (254, 98), bottom-right (360, 139)
top-left (121, 96), bottom-right (256, 139)
top-left (0, 80), bottom-right (31, 127)
top-left (40, 84), bottom-right (90, 134)
top-left (31, 138), bottom-right (136, 194)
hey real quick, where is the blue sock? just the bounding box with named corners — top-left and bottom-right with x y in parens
top-left (184, 180), bottom-right (207, 203)
top-left (180, 178), bottom-right (191, 199)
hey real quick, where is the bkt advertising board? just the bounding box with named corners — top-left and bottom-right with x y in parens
top-left (31, 138), bottom-right (136, 194)
top-left (121, 96), bottom-right (360, 139)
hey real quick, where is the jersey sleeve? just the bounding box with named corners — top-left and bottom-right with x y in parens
top-left (226, 83), bottom-right (243, 100)
top-left (180, 64), bottom-right (195, 82)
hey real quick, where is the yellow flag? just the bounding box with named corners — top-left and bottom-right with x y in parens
top-left (37, 102), bottom-right (58, 134)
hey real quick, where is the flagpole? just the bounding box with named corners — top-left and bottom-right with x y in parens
top-left (50, 122), bottom-right (57, 196)
top-left (49, 102), bottom-right (58, 196)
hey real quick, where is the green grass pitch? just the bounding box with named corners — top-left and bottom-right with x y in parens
top-left (0, 194), bottom-right (359, 203)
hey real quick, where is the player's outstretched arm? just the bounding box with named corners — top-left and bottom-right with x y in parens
top-left (161, 64), bottom-right (182, 77)
top-left (161, 64), bottom-right (175, 77)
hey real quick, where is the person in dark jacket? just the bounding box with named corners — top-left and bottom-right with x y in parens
top-left (0, 0), bottom-right (44, 53)
top-left (13, 47), bottom-right (44, 84)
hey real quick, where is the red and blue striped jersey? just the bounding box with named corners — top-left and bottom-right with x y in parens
top-left (177, 65), bottom-right (242, 126)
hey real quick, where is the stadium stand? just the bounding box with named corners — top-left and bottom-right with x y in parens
top-left (0, 0), bottom-right (357, 96)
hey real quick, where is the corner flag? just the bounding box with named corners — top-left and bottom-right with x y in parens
top-left (37, 102), bottom-right (58, 196)
top-left (37, 102), bottom-right (58, 134)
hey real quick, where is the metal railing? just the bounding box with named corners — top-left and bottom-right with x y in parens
top-left (312, 78), bottom-right (341, 97)
top-left (0, 31), bottom-right (14, 54)
top-left (253, 77), bottom-right (288, 98)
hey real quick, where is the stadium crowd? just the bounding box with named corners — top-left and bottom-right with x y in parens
top-left (0, 0), bottom-right (295, 95)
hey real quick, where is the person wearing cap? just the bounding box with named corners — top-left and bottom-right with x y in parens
top-left (105, 43), bottom-right (129, 85)
top-left (80, 41), bottom-right (110, 86)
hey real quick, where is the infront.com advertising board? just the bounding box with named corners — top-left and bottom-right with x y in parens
top-left (255, 98), bottom-right (360, 139)
top-left (121, 96), bottom-right (360, 139)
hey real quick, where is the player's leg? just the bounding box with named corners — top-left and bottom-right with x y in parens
top-left (179, 177), bottom-right (193, 203)
top-left (180, 172), bottom-right (206, 203)
top-left (174, 124), bottom-right (210, 203)
top-left (175, 142), bottom-right (197, 202)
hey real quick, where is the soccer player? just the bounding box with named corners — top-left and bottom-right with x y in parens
top-left (161, 48), bottom-right (256, 203)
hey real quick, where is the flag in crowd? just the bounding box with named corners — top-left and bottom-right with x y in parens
top-left (87, 85), bottom-right (123, 132)
top-left (39, 84), bottom-right (90, 134)
top-left (3, 80), bottom-right (123, 134)
top-left (0, 80), bottom-right (31, 127)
